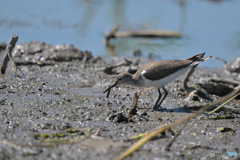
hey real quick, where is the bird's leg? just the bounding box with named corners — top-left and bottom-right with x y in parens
top-left (128, 86), bottom-right (155, 116)
top-left (157, 86), bottom-right (168, 107)
top-left (153, 89), bottom-right (162, 110)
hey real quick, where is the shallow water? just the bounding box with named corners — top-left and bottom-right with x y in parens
top-left (1, 0), bottom-right (240, 67)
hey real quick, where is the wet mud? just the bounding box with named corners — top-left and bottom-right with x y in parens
top-left (0, 41), bottom-right (240, 160)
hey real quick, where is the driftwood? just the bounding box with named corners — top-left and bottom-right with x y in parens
top-left (210, 78), bottom-right (240, 87)
top-left (104, 24), bottom-right (121, 43)
top-left (1, 35), bottom-right (18, 74)
top-left (183, 65), bottom-right (198, 96)
top-left (183, 62), bottom-right (213, 101)
top-left (127, 92), bottom-right (138, 116)
top-left (104, 24), bottom-right (182, 43)
top-left (114, 30), bottom-right (181, 38)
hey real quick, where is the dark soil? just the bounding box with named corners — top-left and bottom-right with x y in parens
top-left (0, 41), bottom-right (239, 160)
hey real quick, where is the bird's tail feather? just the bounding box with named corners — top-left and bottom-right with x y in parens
top-left (186, 52), bottom-right (205, 61)
top-left (190, 55), bottom-right (212, 66)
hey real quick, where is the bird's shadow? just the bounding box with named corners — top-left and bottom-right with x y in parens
top-left (153, 105), bottom-right (203, 113)
top-left (136, 114), bottom-right (150, 122)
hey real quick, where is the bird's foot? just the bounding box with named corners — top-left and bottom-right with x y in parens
top-left (153, 105), bottom-right (162, 111)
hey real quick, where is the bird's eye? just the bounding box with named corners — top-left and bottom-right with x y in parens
top-left (118, 77), bottom-right (122, 81)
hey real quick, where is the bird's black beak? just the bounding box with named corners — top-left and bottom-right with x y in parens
top-left (103, 81), bottom-right (117, 93)
top-left (103, 81), bottom-right (118, 98)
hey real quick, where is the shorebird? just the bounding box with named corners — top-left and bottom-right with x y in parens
top-left (104, 53), bottom-right (212, 110)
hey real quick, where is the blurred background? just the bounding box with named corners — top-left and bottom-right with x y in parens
top-left (0, 0), bottom-right (240, 67)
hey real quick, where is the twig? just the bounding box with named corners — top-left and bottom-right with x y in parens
top-left (104, 24), bottom-right (121, 43)
top-left (208, 92), bottom-right (240, 114)
top-left (211, 57), bottom-right (227, 64)
top-left (129, 124), bottom-right (165, 140)
top-left (94, 126), bottom-right (102, 136)
top-left (1, 35), bottom-right (18, 74)
top-left (105, 26), bottom-right (181, 41)
top-left (113, 30), bottom-right (181, 38)
top-left (127, 93), bottom-right (138, 116)
top-left (210, 78), bottom-right (240, 87)
top-left (115, 84), bottom-right (240, 160)
top-left (183, 65), bottom-right (198, 96)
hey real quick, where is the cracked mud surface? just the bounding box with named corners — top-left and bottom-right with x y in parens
top-left (0, 42), bottom-right (240, 160)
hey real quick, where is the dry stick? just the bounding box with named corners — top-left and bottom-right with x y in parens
top-left (127, 93), bottom-right (138, 116)
top-left (104, 24), bottom-right (121, 43)
top-left (106, 89), bottom-right (111, 99)
top-left (208, 92), bottom-right (240, 114)
top-left (183, 65), bottom-right (198, 96)
top-left (127, 87), bottom-right (155, 116)
top-left (1, 35), bottom-right (18, 74)
top-left (129, 124), bottom-right (165, 140)
top-left (210, 78), bottom-right (240, 87)
top-left (115, 85), bottom-right (240, 160)
top-left (104, 25), bottom-right (181, 43)
top-left (114, 30), bottom-right (182, 38)
top-left (211, 57), bottom-right (227, 64)
top-left (94, 126), bottom-right (102, 136)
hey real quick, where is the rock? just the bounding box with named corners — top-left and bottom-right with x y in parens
top-left (0, 42), bottom-right (7, 51)
top-left (198, 83), bottom-right (234, 96)
top-left (226, 57), bottom-right (240, 73)
top-left (131, 49), bottom-right (141, 57)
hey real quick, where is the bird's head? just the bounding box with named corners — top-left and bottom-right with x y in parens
top-left (103, 72), bottom-right (134, 96)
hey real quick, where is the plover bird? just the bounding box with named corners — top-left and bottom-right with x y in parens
top-left (104, 53), bottom-right (212, 110)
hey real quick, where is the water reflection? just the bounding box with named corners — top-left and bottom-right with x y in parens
top-left (105, 0), bottom-right (187, 58)
top-left (178, 0), bottom-right (187, 33)
top-left (74, 1), bottom-right (102, 35)
top-left (110, 0), bottom-right (126, 25)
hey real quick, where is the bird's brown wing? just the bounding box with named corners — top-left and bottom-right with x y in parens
top-left (137, 60), bottom-right (192, 81)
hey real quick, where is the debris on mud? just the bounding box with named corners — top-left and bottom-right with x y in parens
top-left (216, 127), bottom-right (236, 133)
top-left (0, 41), bottom-right (240, 160)
top-left (0, 42), bottom-right (6, 51)
top-left (12, 40), bottom-right (94, 65)
top-left (213, 57), bottom-right (240, 73)
top-left (108, 112), bottom-right (129, 123)
top-left (101, 58), bottom-right (138, 75)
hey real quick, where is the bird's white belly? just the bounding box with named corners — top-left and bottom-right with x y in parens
top-left (141, 66), bottom-right (191, 88)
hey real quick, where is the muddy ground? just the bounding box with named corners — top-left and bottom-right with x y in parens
top-left (0, 41), bottom-right (239, 160)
